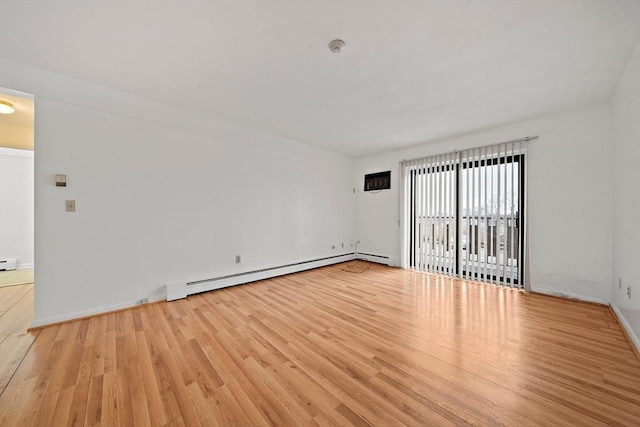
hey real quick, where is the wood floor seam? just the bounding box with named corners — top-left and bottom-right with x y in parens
top-left (0, 330), bottom-right (38, 397)
top-left (0, 286), bottom-right (30, 319)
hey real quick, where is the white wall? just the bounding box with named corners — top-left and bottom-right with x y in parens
top-left (0, 147), bottom-right (34, 268)
top-left (611, 42), bottom-right (640, 345)
top-left (0, 59), bottom-right (356, 326)
top-left (355, 104), bottom-right (614, 303)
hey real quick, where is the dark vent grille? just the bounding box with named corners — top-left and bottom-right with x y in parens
top-left (364, 171), bottom-right (391, 191)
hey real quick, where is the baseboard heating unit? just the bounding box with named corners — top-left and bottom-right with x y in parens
top-left (166, 253), bottom-right (355, 301)
top-left (0, 258), bottom-right (17, 271)
top-left (356, 252), bottom-right (392, 266)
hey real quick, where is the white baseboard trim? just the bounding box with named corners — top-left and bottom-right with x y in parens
top-left (610, 303), bottom-right (640, 354)
top-left (18, 263), bottom-right (34, 269)
top-left (167, 253), bottom-right (356, 301)
top-left (31, 295), bottom-right (166, 329)
top-left (531, 287), bottom-right (609, 305)
top-left (356, 252), bottom-right (392, 266)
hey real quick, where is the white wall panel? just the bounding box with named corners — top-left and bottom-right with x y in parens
top-left (1, 59), bottom-right (356, 326)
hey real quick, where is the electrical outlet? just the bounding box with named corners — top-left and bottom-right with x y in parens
top-left (65, 200), bottom-right (76, 212)
top-left (619, 277), bottom-right (622, 289)
top-left (235, 255), bottom-right (241, 264)
top-left (627, 286), bottom-right (632, 299)
top-left (332, 245), bottom-right (335, 250)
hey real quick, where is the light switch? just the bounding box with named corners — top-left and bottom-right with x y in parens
top-left (55, 174), bottom-right (67, 187)
top-left (65, 200), bottom-right (76, 212)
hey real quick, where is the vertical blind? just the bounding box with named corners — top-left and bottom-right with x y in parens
top-left (401, 138), bottom-right (533, 288)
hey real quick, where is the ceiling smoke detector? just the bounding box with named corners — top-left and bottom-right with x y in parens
top-left (329, 39), bottom-right (346, 53)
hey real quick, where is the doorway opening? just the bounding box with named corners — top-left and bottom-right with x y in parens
top-left (0, 88), bottom-right (34, 284)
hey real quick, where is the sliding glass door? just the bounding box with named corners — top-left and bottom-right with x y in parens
top-left (404, 142), bottom-right (527, 288)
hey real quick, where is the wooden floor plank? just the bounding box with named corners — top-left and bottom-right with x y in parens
top-left (0, 263), bottom-right (639, 426)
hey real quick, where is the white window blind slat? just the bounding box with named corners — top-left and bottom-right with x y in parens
top-left (517, 140), bottom-right (524, 287)
top-left (437, 154), bottom-right (443, 273)
top-left (510, 142), bottom-right (516, 286)
top-left (467, 153), bottom-right (472, 279)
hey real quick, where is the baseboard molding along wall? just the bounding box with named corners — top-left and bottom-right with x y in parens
top-left (531, 287), bottom-right (609, 305)
top-left (31, 295), bottom-right (166, 329)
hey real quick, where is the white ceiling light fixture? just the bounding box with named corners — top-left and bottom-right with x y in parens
top-left (329, 39), bottom-right (346, 53)
top-left (0, 100), bottom-right (15, 114)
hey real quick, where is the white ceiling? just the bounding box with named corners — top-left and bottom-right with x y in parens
top-left (1, 1), bottom-right (638, 157)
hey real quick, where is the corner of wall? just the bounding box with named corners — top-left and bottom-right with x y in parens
top-left (610, 40), bottom-right (640, 346)
top-left (611, 303), bottom-right (640, 354)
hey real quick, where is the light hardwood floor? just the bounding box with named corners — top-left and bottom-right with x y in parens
top-left (0, 283), bottom-right (37, 395)
top-left (0, 263), bottom-right (639, 426)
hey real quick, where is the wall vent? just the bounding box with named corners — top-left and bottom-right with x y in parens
top-left (364, 171), bottom-right (391, 191)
